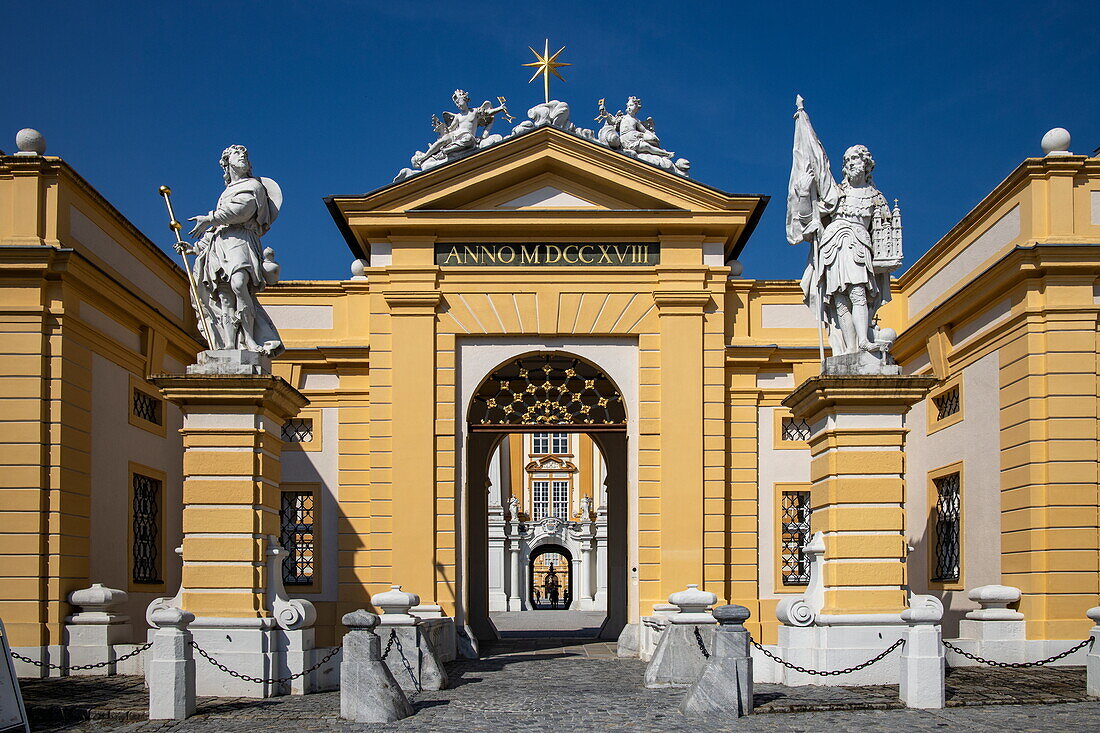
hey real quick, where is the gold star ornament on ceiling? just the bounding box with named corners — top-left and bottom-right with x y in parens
top-left (524, 39), bottom-right (571, 104)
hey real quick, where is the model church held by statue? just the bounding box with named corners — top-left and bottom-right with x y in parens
top-left (1, 43), bottom-right (1098, 701)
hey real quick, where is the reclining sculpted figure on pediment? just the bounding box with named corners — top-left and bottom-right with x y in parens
top-left (401, 89), bottom-right (510, 177)
top-left (595, 96), bottom-right (690, 177)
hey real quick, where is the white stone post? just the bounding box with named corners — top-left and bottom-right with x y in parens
top-left (681, 605), bottom-right (753, 716)
top-left (644, 584), bottom-right (717, 688)
top-left (147, 607), bottom-right (196, 721)
top-left (953, 585), bottom-right (1025, 665)
top-left (508, 545), bottom-right (523, 611)
top-left (579, 545), bottom-right (593, 608)
top-left (373, 585), bottom-right (448, 691)
top-left (65, 583), bottom-right (131, 676)
top-left (340, 610), bottom-right (412, 723)
top-left (899, 604), bottom-right (945, 709)
top-left (1087, 606), bottom-right (1100, 698)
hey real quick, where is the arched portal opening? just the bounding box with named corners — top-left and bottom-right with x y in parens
top-left (528, 544), bottom-right (572, 609)
top-left (464, 351), bottom-right (629, 644)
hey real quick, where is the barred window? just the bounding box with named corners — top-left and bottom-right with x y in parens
top-left (781, 417), bottom-right (811, 442)
top-left (132, 388), bottom-right (162, 425)
top-left (552, 480), bottom-right (569, 519)
top-left (551, 433), bottom-right (569, 454)
top-left (532, 480), bottom-right (550, 520)
top-left (281, 418), bottom-right (314, 443)
top-left (780, 491), bottom-right (812, 585)
top-left (932, 472), bottom-right (961, 582)
top-left (132, 473), bottom-right (162, 584)
top-left (932, 386), bottom-right (960, 421)
top-left (280, 491), bottom-right (315, 585)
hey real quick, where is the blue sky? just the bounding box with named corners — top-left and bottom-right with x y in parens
top-left (2, 1), bottom-right (1097, 281)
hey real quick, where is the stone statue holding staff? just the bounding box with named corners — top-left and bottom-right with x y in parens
top-left (177, 145), bottom-right (284, 359)
top-left (786, 96), bottom-right (903, 373)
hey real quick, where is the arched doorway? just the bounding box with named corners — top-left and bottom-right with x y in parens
top-left (529, 544), bottom-right (572, 609)
top-left (464, 351), bottom-right (630, 644)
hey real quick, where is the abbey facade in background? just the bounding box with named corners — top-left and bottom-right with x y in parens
top-left (1, 113), bottom-right (1098, 678)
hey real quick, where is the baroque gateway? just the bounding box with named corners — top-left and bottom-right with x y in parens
top-left (1, 88), bottom-right (1099, 705)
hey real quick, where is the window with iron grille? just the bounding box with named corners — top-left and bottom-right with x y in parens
top-left (280, 491), bottom-right (315, 585)
top-left (781, 417), bottom-right (811, 442)
top-left (532, 433), bottom-right (550, 454)
top-left (532, 480), bottom-right (550, 520)
top-left (281, 418), bottom-right (314, 443)
top-left (132, 473), bottom-right (162, 584)
top-left (132, 388), bottom-right (162, 425)
top-left (780, 490), bottom-right (812, 585)
top-left (551, 433), bottom-right (569, 454)
top-left (932, 386), bottom-right (960, 421)
top-left (932, 472), bottom-right (961, 582)
top-left (552, 480), bottom-right (569, 519)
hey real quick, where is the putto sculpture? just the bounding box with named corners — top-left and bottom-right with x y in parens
top-left (596, 96), bottom-right (689, 176)
top-left (399, 90), bottom-right (511, 178)
top-left (170, 145), bottom-right (284, 364)
top-left (786, 95), bottom-right (902, 374)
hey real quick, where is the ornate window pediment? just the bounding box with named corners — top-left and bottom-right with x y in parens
top-left (525, 456), bottom-right (577, 473)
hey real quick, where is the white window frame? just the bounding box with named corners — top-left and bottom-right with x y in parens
top-left (532, 480), bottom-right (550, 520)
top-left (532, 433), bottom-right (551, 454)
top-left (551, 432), bottom-right (569, 454)
top-left (552, 480), bottom-right (569, 518)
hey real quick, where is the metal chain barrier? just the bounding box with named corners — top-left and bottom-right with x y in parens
top-left (10, 641), bottom-right (154, 671)
top-left (381, 629), bottom-right (397, 660)
top-left (391, 629), bottom-right (422, 693)
top-left (749, 636), bottom-right (905, 677)
top-left (942, 637), bottom-right (1092, 669)
top-left (190, 642), bottom-right (341, 686)
top-left (693, 626), bottom-right (711, 659)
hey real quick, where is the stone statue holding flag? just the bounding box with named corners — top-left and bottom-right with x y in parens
top-left (786, 96), bottom-right (903, 374)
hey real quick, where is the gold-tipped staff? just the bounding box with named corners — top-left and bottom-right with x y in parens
top-left (158, 185), bottom-right (214, 346)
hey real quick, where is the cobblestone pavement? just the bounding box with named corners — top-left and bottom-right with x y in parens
top-left (18, 641), bottom-right (1098, 732)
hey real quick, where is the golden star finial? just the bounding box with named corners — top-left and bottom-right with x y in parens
top-left (523, 39), bottom-right (570, 105)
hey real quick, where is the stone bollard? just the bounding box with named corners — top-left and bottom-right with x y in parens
top-left (899, 603), bottom-right (945, 709)
top-left (65, 583), bottom-right (131, 676)
top-left (680, 605), bottom-right (753, 717)
top-left (340, 610), bottom-right (413, 723)
top-left (644, 585), bottom-right (718, 688)
top-left (373, 585), bottom-right (448, 691)
top-left (147, 607), bottom-right (196, 720)
top-left (1087, 606), bottom-right (1100, 698)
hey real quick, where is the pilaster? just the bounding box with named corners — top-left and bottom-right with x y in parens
top-left (783, 375), bottom-right (935, 616)
top-left (151, 374), bottom-right (308, 618)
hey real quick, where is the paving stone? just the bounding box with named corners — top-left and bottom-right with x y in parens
top-left (16, 641), bottom-right (1097, 732)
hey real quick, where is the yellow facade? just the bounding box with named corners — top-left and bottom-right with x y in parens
top-left (2, 132), bottom-right (1099, 660)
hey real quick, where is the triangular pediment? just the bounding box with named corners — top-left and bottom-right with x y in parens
top-left (494, 185), bottom-right (601, 210)
top-left (326, 126), bottom-right (769, 261)
top-left (525, 455), bottom-right (578, 473)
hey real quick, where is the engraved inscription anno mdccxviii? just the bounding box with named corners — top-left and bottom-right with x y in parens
top-left (435, 242), bottom-right (659, 267)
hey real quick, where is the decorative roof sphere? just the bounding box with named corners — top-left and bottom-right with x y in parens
top-left (728, 259), bottom-right (744, 278)
top-left (15, 128), bottom-right (46, 155)
top-left (350, 258), bottom-right (367, 279)
top-left (1040, 127), bottom-right (1071, 156)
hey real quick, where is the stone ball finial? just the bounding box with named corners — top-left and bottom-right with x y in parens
top-left (15, 128), bottom-right (46, 156)
top-left (1084, 606), bottom-right (1100, 625)
top-left (1041, 127), bottom-right (1072, 156)
top-left (350, 259), bottom-right (368, 280)
top-left (372, 585), bottom-right (420, 616)
top-left (668, 584), bottom-right (718, 614)
top-left (728, 260), bottom-right (744, 278)
top-left (713, 604), bottom-right (751, 625)
top-left (342, 609), bottom-right (381, 630)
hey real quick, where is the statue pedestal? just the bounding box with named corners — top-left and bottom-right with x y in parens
top-left (150, 373), bottom-right (317, 697)
top-left (774, 375), bottom-right (935, 685)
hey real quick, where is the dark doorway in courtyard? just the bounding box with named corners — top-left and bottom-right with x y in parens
top-left (529, 544), bottom-right (572, 609)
